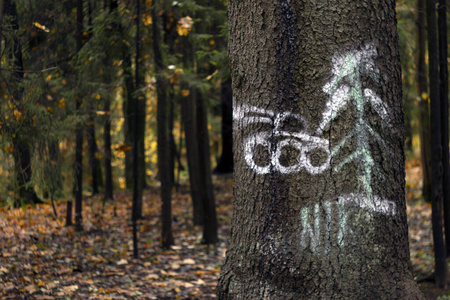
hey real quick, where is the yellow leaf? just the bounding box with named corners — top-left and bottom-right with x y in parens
top-left (33, 22), bottom-right (49, 32)
top-left (143, 13), bottom-right (152, 26)
top-left (37, 281), bottom-right (45, 287)
top-left (62, 79), bottom-right (67, 85)
top-left (95, 153), bottom-right (102, 159)
top-left (421, 92), bottom-right (428, 100)
top-left (46, 75), bottom-right (52, 82)
top-left (13, 110), bottom-right (22, 120)
top-left (96, 94), bottom-right (101, 100)
top-left (59, 98), bottom-right (66, 108)
top-left (176, 16), bottom-right (193, 36)
top-left (181, 89), bottom-right (190, 97)
top-left (47, 106), bottom-right (53, 113)
top-left (146, 0), bottom-right (152, 7)
top-left (209, 39), bottom-right (215, 46)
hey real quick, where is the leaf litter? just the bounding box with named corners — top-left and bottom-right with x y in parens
top-left (0, 165), bottom-right (446, 299)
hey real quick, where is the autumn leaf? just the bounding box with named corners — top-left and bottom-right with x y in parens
top-left (33, 22), bottom-right (49, 32)
top-left (59, 98), bottom-right (66, 108)
top-left (116, 144), bottom-right (132, 152)
top-left (13, 110), bottom-right (22, 120)
top-left (181, 89), bottom-right (190, 97)
top-left (143, 13), bottom-right (153, 26)
top-left (176, 16), bottom-right (193, 36)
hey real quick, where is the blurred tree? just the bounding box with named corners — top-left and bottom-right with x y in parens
top-left (427, 0), bottom-right (446, 288)
top-left (437, 0), bottom-right (450, 257)
top-left (74, 0), bottom-right (84, 232)
top-left (416, 0), bottom-right (432, 203)
top-left (4, 0), bottom-right (43, 206)
top-left (153, 0), bottom-right (174, 248)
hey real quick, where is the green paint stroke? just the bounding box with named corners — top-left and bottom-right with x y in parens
top-left (320, 43), bottom-right (389, 197)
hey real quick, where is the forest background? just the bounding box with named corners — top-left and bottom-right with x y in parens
top-left (0, 0), bottom-right (449, 298)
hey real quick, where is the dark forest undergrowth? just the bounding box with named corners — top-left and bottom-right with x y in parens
top-left (0, 162), bottom-right (449, 299)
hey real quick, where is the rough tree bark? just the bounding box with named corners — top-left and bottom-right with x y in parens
top-left (218, 1), bottom-right (423, 298)
top-left (427, 0), bottom-right (447, 287)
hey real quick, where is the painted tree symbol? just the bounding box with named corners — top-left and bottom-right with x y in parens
top-left (316, 43), bottom-right (390, 196)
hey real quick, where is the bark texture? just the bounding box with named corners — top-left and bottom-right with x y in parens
top-left (218, 1), bottom-right (423, 299)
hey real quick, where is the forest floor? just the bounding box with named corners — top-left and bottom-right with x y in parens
top-left (0, 159), bottom-right (449, 299)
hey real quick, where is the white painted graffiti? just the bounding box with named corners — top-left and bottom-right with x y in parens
top-left (234, 43), bottom-right (398, 220)
top-left (318, 42), bottom-right (391, 196)
top-left (300, 193), bottom-right (396, 252)
top-left (234, 103), bottom-right (330, 175)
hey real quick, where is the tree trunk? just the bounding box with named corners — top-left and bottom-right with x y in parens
top-left (218, 1), bottom-right (423, 298)
top-left (135, 0), bottom-right (146, 218)
top-left (214, 78), bottom-right (234, 174)
top-left (4, 0), bottom-right (42, 206)
top-left (87, 112), bottom-right (100, 195)
top-left (181, 90), bottom-right (204, 225)
top-left (153, 0), bottom-right (174, 248)
top-left (103, 98), bottom-right (114, 201)
top-left (131, 0), bottom-right (142, 259)
top-left (196, 91), bottom-right (218, 244)
top-left (438, 0), bottom-right (450, 258)
top-left (427, 0), bottom-right (447, 288)
top-left (122, 50), bottom-right (135, 190)
top-left (102, 0), bottom-right (117, 203)
top-left (417, 0), bottom-right (432, 203)
top-left (74, 0), bottom-right (84, 232)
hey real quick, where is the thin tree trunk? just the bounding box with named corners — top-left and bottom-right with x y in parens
top-left (86, 0), bottom-right (100, 196)
top-left (168, 92), bottom-right (176, 186)
top-left (122, 51), bottom-right (135, 190)
top-left (135, 0), bottom-right (145, 218)
top-left (417, 0), bottom-right (432, 203)
top-left (181, 92), bottom-right (204, 225)
top-left (131, 0), bottom-right (141, 259)
top-left (103, 99), bottom-right (113, 201)
top-left (103, 0), bottom-right (116, 203)
top-left (87, 112), bottom-right (100, 195)
top-left (438, 0), bottom-right (450, 258)
top-left (427, 0), bottom-right (447, 288)
top-left (196, 91), bottom-right (218, 244)
top-left (153, 0), bottom-right (174, 248)
top-left (74, 0), bottom-right (84, 232)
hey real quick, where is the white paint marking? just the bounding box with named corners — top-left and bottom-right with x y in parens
top-left (234, 102), bottom-right (330, 175)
